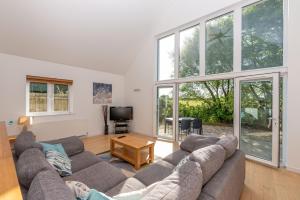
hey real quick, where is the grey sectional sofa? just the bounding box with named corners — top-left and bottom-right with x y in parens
top-left (14, 132), bottom-right (245, 200)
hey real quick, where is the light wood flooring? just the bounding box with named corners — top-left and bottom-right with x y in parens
top-left (82, 133), bottom-right (300, 200)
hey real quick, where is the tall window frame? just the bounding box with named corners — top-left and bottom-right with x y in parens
top-left (154, 0), bottom-right (288, 165)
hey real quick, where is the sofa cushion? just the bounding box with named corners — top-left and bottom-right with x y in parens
top-left (105, 177), bottom-right (146, 197)
top-left (163, 149), bottom-right (190, 166)
top-left (27, 170), bottom-right (75, 200)
top-left (14, 131), bottom-right (42, 157)
top-left (45, 150), bottom-right (72, 177)
top-left (216, 135), bottom-right (238, 159)
top-left (190, 144), bottom-right (225, 184)
top-left (143, 160), bottom-right (203, 200)
top-left (180, 134), bottom-right (219, 153)
top-left (134, 160), bottom-right (175, 186)
top-left (17, 148), bottom-right (53, 189)
top-left (45, 136), bottom-right (84, 157)
top-left (63, 161), bottom-right (127, 193)
top-left (70, 151), bottom-right (102, 173)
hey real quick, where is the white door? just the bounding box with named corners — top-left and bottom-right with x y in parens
top-left (235, 73), bottom-right (280, 167)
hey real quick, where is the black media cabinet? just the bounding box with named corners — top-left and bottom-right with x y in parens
top-left (114, 121), bottom-right (129, 134)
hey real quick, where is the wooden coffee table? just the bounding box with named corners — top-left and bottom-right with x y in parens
top-left (110, 135), bottom-right (155, 169)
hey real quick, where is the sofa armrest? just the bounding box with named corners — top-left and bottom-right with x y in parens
top-left (43, 136), bottom-right (84, 157)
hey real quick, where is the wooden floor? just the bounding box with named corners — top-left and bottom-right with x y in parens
top-left (83, 134), bottom-right (300, 200)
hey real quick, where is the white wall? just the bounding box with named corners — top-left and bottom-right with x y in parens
top-left (0, 53), bottom-right (125, 140)
top-left (125, 0), bottom-right (300, 172)
top-left (125, 0), bottom-right (240, 135)
top-left (286, 0), bottom-right (300, 173)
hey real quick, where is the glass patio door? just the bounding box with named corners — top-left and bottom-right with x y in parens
top-left (236, 73), bottom-right (280, 167)
top-left (156, 86), bottom-right (176, 140)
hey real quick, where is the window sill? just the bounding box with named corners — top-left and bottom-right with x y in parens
top-left (27, 112), bottom-right (75, 117)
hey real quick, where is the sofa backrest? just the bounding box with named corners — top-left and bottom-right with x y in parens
top-left (16, 148), bottom-right (53, 189)
top-left (43, 136), bottom-right (84, 157)
top-left (180, 134), bottom-right (220, 153)
top-left (27, 170), bottom-right (75, 200)
top-left (190, 144), bottom-right (226, 184)
top-left (14, 131), bottom-right (42, 157)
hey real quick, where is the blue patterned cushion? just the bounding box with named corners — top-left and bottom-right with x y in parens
top-left (46, 150), bottom-right (72, 177)
top-left (40, 142), bottom-right (67, 155)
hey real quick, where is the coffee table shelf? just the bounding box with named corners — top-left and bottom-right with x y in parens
top-left (110, 135), bottom-right (155, 169)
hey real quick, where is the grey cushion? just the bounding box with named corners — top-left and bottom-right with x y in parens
top-left (27, 170), bottom-right (75, 200)
top-left (14, 131), bottom-right (42, 157)
top-left (64, 161), bottom-right (127, 192)
top-left (134, 160), bottom-right (175, 186)
top-left (190, 144), bottom-right (225, 184)
top-left (143, 161), bottom-right (203, 200)
top-left (105, 177), bottom-right (146, 197)
top-left (216, 135), bottom-right (238, 159)
top-left (163, 149), bottom-right (190, 166)
top-left (70, 151), bottom-right (102, 173)
top-left (45, 136), bottom-right (84, 157)
top-left (17, 148), bottom-right (53, 189)
top-left (201, 150), bottom-right (245, 200)
top-left (180, 134), bottom-right (219, 153)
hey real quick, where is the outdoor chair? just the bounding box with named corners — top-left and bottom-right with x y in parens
top-left (179, 119), bottom-right (191, 140)
top-left (192, 118), bottom-right (203, 135)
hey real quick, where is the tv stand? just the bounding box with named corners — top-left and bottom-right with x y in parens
top-left (114, 121), bottom-right (129, 134)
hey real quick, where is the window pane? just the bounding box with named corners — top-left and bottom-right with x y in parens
top-left (158, 35), bottom-right (175, 80)
top-left (157, 87), bottom-right (173, 139)
top-left (206, 13), bottom-right (233, 75)
top-left (179, 26), bottom-right (200, 78)
top-left (178, 79), bottom-right (234, 140)
top-left (54, 84), bottom-right (69, 112)
top-left (242, 0), bottom-right (283, 70)
top-left (30, 83), bottom-right (47, 112)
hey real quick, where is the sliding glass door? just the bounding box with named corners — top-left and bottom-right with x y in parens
top-left (236, 73), bottom-right (280, 167)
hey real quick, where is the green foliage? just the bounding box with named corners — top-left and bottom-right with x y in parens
top-left (206, 14), bottom-right (233, 75)
top-left (242, 0), bottom-right (283, 69)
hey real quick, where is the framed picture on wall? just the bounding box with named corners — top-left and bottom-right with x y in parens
top-left (93, 83), bottom-right (112, 104)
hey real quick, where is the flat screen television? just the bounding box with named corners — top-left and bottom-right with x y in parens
top-left (110, 107), bottom-right (133, 121)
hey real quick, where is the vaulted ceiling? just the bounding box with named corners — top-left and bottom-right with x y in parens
top-left (0, 0), bottom-right (174, 74)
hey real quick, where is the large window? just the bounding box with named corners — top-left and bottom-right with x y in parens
top-left (26, 76), bottom-right (72, 116)
top-left (242, 0), bottom-right (283, 70)
top-left (158, 35), bottom-right (175, 80)
top-left (179, 26), bottom-right (200, 78)
top-left (206, 13), bottom-right (233, 75)
top-left (178, 79), bottom-right (234, 140)
top-left (155, 0), bottom-right (286, 166)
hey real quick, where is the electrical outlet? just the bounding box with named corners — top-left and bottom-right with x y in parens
top-left (6, 120), bottom-right (15, 126)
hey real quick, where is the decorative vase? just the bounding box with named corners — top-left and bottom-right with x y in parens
top-left (104, 124), bottom-right (109, 135)
top-left (102, 105), bottom-right (109, 135)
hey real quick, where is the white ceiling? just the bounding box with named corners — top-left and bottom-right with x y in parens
top-left (0, 0), bottom-right (174, 74)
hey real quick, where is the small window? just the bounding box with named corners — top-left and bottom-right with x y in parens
top-left (242, 0), bottom-right (283, 70)
top-left (29, 82), bottom-right (48, 113)
top-left (179, 25), bottom-right (200, 78)
top-left (206, 13), bottom-right (234, 75)
top-left (54, 84), bottom-right (69, 112)
top-left (158, 34), bottom-right (175, 80)
top-left (26, 76), bottom-right (73, 116)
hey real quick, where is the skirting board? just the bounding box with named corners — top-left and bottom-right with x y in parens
top-left (286, 166), bottom-right (300, 174)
